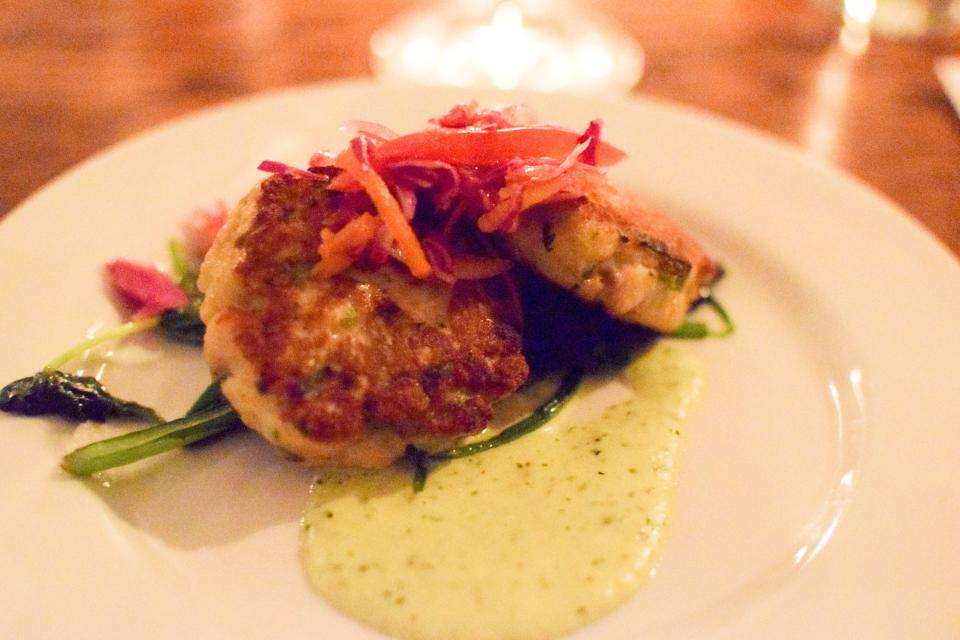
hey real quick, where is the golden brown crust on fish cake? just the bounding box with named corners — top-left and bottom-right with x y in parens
top-left (199, 174), bottom-right (528, 467)
top-left (508, 192), bottom-right (718, 332)
top-left (229, 277), bottom-right (527, 441)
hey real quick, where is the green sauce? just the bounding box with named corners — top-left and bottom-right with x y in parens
top-left (301, 343), bottom-right (704, 639)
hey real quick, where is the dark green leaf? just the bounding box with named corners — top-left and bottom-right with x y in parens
top-left (403, 445), bottom-right (431, 492)
top-left (0, 370), bottom-right (162, 423)
top-left (158, 307), bottom-right (205, 346)
top-left (161, 239), bottom-right (206, 346)
top-left (519, 273), bottom-right (657, 375)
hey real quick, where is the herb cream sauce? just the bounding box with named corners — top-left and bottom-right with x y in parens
top-left (301, 343), bottom-right (704, 639)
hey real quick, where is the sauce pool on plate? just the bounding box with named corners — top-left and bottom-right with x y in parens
top-left (301, 343), bottom-right (704, 640)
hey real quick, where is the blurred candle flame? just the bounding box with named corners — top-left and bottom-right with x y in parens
top-left (840, 0), bottom-right (875, 53)
top-left (838, 0), bottom-right (960, 37)
top-left (370, 1), bottom-right (642, 93)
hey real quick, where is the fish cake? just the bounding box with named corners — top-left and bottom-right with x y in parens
top-left (507, 191), bottom-right (719, 333)
top-left (199, 174), bottom-right (528, 468)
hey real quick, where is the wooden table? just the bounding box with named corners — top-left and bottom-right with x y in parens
top-left (2, 0), bottom-right (958, 256)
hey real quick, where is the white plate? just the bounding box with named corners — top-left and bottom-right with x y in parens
top-left (1, 81), bottom-right (958, 639)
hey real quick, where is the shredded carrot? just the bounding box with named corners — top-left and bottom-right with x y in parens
top-left (328, 171), bottom-right (364, 192)
top-left (316, 212), bottom-right (380, 277)
top-left (477, 176), bottom-right (571, 232)
top-left (450, 255), bottom-right (512, 280)
top-left (477, 186), bottom-right (522, 233)
top-left (336, 149), bottom-right (432, 279)
top-left (477, 168), bottom-right (612, 232)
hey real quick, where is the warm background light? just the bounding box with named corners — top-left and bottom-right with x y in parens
top-left (370, 0), bottom-right (643, 93)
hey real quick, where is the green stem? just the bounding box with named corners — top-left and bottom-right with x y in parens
top-left (61, 404), bottom-right (241, 476)
top-left (169, 239), bottom-right (191, 282)
top-left (44, 317), bottom-right (160, 373)
top-left (407, 368), bottom-right (583, 492)
top-left (437, 368), bottom-right (583, 460)
top-left (668, 296), bottom-right (735, 339)
top-left (169, 239), bottom-right (201, 302)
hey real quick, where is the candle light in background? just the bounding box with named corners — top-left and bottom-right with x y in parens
top-left (839, 0), bottom-right (875, 52)
top-left (828, 0), bottom-right (960, 36)
top-left (370, 0), bottom-right (643, 93)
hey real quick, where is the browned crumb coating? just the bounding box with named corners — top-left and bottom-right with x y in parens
top-left (229, 278), bottom-right (527, 441)
top-left (199, 174), bottom-right (528, 465)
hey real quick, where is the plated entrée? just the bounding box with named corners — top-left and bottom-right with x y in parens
top-left (1, 100), bottom-right (728, 639)
top-left (4, 83), bottom-right (958, 640)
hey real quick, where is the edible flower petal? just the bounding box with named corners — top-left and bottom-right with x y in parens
top-left (105, 260), bottom-right (190, 318)
top-left (181, 201), bottom-right (228, 256)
